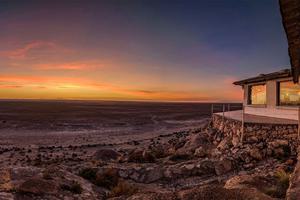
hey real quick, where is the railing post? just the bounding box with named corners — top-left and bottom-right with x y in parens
top-left (298, 107), bottom-right (300, 140)
top-left (222, 104), bottom-right (225, 121)
top-left (228, 104), bottom-right (231, 118)
top-left (211, 103), bottom-right (214, 117)
top-left (241, 105), bottom-right (245, 143)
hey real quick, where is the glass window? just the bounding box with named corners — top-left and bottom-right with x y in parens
top-left (279, 81), bottom-right (300, 106)
top-left (248, 84), bottom-right (266, 105)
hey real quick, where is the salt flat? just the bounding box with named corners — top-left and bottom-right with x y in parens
top-left (0, 100), bottom-right (216, 146)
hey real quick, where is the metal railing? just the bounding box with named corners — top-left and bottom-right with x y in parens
top-left (298, 107), bottom-right (300, 140)
top-left (211, 103), bottom-right (243, 116)
top-left (212, 104), bottom-right (300, 142)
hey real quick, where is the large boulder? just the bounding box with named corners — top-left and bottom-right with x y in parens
top-left (183, 134), bottom-right (209, 150)
top-left (178, 184), bottom-right (273, 200)
top-left (17, 178), bottom-right (57, 195)
top-left (139, 167), bottom-right (164, 183)
top-left (116, 165), bottom-right (164, 184)
top-left (287, 149), bottom-right (300, 200)
top-left (162, 159), bottom-right (216, 180)
top-left (224, 174), bottom-right (254, 189)
top-left (94, 148), bottom-right (121, 161)
top-left (0, 166), bottom-right (104, 200)
top-left (225, 174), bottom-right (280, 199)
top-left (268, 140), bottom-right (289, 148)
top-left (128, 149), bottom-right (156, 163)
top-left (197, 160), bottom-right (216, 175)
top-left (148, 144), bottom-right (168, 158)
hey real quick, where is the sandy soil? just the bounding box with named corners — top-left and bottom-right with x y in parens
top-left (0, 100), bottom-right (219, 146)
top-left (0, 100), bottom-right (223, 167)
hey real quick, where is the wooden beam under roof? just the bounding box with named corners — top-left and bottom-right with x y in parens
top-left (279, 0), bottom-right (300, 83)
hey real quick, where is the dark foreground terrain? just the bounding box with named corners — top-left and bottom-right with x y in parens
top-left (0, 119), bottom-right (296, 200)
top-left (4, 100), bottom-right (289, 200)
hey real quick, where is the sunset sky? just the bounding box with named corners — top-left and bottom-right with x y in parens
top-left (0, 0), bottom-right (290, 102)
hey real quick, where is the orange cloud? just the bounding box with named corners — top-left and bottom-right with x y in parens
top-left (0, 75), bottom-right (213, 101)
top-left (0, 41), bottom-right (71, 59)
top-left (0, 76), bottom-right (45, 83)
top-left (0, 75), bottom-right (122, 91)
top-left (34, 61), bottom-right (104, 71)
top-left (0, 84), bottom-right (22, 89)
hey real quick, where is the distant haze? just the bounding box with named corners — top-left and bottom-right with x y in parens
top-left (0, 0), bottom-right (289, 102)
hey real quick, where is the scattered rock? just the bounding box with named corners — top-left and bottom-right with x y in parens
top-left (0, 192), bottom-right (14, 200)
top-left (0, 167), bottom-right (103, 199)
top-left (215, 158), bottom-right (232, 175)
top-left (248, 136), bottom-right (259, 143)
top-left (231, 135), bottom-right (240, 147)
top-left (0, 169), bottom-right (12, 192)
top-left (194, 146), bottom-right (207, 158)
top-left (217, 138), bottom-right (232, 151)
top-left (249, 148), bottom-right (263, 161)
top-left (269, 140), bottom-right (289, 148)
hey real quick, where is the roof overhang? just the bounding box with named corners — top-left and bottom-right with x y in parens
top-left (279, 0), bottom-right (300, 83)
top-left (233, 69), bottom-right (292, 86)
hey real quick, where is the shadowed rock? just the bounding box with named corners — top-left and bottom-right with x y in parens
top-left (17, 178), bottom-right (57, 195)
top-left (94, 149), bottom-right (121, 161)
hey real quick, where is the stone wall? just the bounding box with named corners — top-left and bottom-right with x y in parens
top-left (212, 114), bottom-right (299, 156)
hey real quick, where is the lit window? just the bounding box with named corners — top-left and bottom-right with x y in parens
top-left (248, 84), bottom-right (266, 105)
top-left (279, 81), bottom-right (300, 106)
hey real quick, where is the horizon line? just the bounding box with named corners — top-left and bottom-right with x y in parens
top-left (0, 98), bottom-right (242, 104)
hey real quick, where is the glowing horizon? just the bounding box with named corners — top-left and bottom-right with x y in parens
top-left (0, 1), bottom-right (289, 102)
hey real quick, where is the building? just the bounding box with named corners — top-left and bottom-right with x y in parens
top-left (233, 69), bottom-right (300, 120)
top-left (210, 0), bottom-right (300, 154)
top-left (229, 0), bottom-right (300, 121)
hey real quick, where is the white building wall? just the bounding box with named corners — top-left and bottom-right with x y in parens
top-left (244, 78), bottom-right (299, 120)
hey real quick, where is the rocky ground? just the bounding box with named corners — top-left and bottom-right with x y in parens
top-left (0, 118), bottom-right (297, 200)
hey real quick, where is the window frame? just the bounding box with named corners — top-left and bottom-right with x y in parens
top-left (277, 80), bottom-right (300, 106)
top-left (247, 83), bottom-right (267, 106)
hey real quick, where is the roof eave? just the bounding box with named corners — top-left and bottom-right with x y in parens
top-left (279, 0), bottom-right (300, 83)
top-left (233, 70), bottom-right (292, 86)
